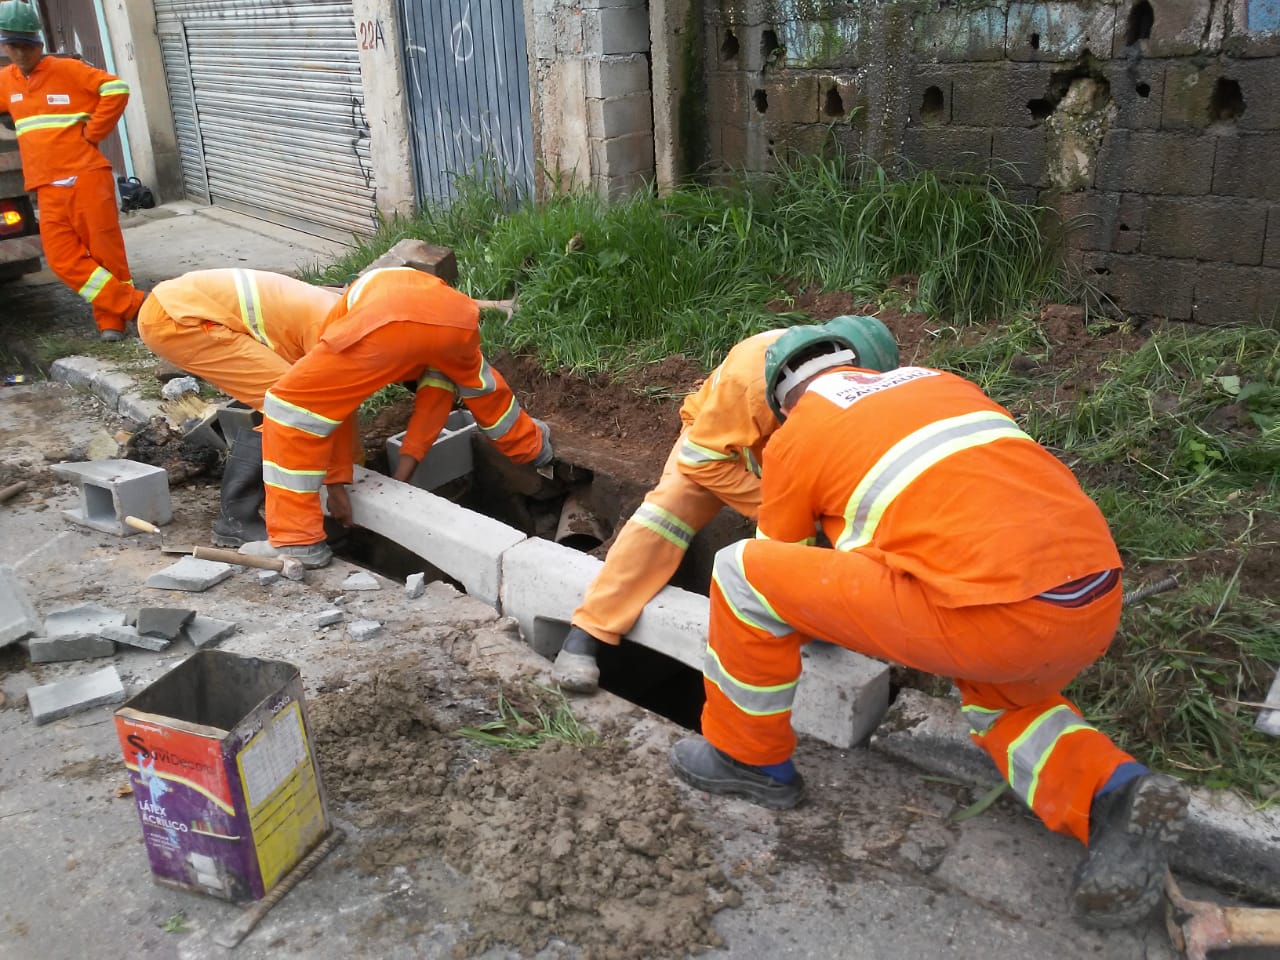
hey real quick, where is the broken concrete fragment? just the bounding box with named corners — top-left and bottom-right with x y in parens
top-left (1257, 670), bottom-right (1280, 737)
top-left (317, 609), bottom-right (344, 628)
top-left (348, 619), bottom-right (382, 642)
top-left (405, 572), bottom-right (426, 599)
top-left (28, 666), bottom-right (126, 725)
top-left (136, 607), bottom-right (195, 640)
top-left (0, 565), bottom-right (40, 647)
top-left (340, 571), bottom-right (380, 591)
top-left (359, 238), bottom-right (457, 283)
top-left (145, 556), bottom-right (235, 592)
top-left (258, 569), bottom-right (281, 585)
top-left (183, 615), bottom-right (237, 649)
top-left (27, 634), bottom-right (116, 663)
top-left (102, 624), bottom-right (170, 652)
top-left (44, 604), bottom-right (126, 637)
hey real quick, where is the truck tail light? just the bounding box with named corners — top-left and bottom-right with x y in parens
top-left (0, 199), bottom-right (24, 237)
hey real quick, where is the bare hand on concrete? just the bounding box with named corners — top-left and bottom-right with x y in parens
top-left (325, 483), bottom-right (353, 527)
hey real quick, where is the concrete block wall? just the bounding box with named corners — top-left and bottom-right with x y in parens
top-left (529, 0), bottom-right (656, 198)
top-left (696, 0), bottom-right (1280, 325)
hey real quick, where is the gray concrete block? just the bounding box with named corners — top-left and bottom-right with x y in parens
top-left (102, 624), bottom-right (170, 652)
top-left (1256, 669), bottom-right (1280, 736)
top-left (1084, 251), bottom-right (1196, 319)
top-left (345, 466), bottom-right (526, 608)
top-left (27, 666), bottom-right (126, 725)
top-left (0, 565), bottom-right (40, 647)
top-left (27, 634), bottom-right (116, 663)
top-left (1095, 130), bottom-right (1215, 195)
top-left (145, 556), bottom-right (235, 592)
top-left (348, 619), bottom-right (383, 642)
top-left (317, 609), bottom-right (345, 627)
top-left (340, 571), bottom-right (381, 592)
top-left (1193, 262), bottom-right (1280, 324)
top-left (1213, 133), bottom-right (1280, 200)
top-left (136, 607), bottom-right (195, 639)
top-left (913, 5), bottom-right (1009, 62)
top-left (589, 132), bottom-right (656, 178)
top-left (183, 615), bottom-right (237, 649)
top-left (792, 641), bottom-right (891, 749)
top-left (386, 410), bottom-right (476, 491)
top-left (583, 5), bottom-right (651, 54)
top-left (588, 93), bottom-right (654, 140)
top-left (584, 55), bottom-right (649, 100)
top-left (1104, 58), bottom-right (1165, 130)
top-left (1142, 196), bottom-right (1267, 264)
top-left (1119, 0), bottom-right (1219, 57)
top-left (405, 572), bottom-right (426, 599)
top-left (44, 604), bottom-right (126, 637)
top-left (1006, 1), bottom-right (1115, 59)
top-left (258, 569), bottom-right (281, 585)
top-left (900, 127), bottom-right (992, 174)
top-left (949, 63), bottom-right (1052, 129)
top-left (50, 459), bottom-right (172, 536)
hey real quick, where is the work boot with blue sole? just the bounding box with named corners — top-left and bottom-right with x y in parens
top-left (670, 736), bottom-right (805, 810)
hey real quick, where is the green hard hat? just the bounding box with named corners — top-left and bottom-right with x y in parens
top-left (0, 0), bottom-right (42, 43)
top-left (763, 315), bottom-right (899, 421)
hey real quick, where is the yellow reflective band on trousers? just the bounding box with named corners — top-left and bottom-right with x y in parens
top-left (962, 704), bottom-right (1003, 737)
top-left (1007, 704), bottom-right (1094, 808)
top-left (416, 368), bottom-right (456, 393)
top-left (703, 644), bottom-right (797, 717)
top-left (233, 269), bottom-right (272, 350)
top-left (631, 502), bottom-right (695, 550)
top-left (836, 411), bottom-right (1034, 551)
top-left (262, 460), bottom-right (325, 493)
top-left (97, 80), bottom-right (129, 96)
top-left (77, 266), bottom-right (111, 303)
top-left (456, 357), bottom-right (497, 398)
top-left (712, 540), bottom-right (791, 637)
top-left (263, 392), bottom-right (341, 437)
top-left (15, 112), bottom-right (91, 135)
top-left (477, 397), bottom-right (520, 439)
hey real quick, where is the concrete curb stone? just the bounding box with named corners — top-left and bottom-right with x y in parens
top-left (0, 565), bottom-right (41, 647)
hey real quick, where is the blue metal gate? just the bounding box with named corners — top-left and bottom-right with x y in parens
top-left (398, 0), bottom-right (534, 204)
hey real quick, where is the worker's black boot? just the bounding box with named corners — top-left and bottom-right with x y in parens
top-left (1070, 772), bottom-right (1188, 929)
top-left (552, 626), bottom-right (602, 693)
top-left (669, 736), bottom-right (806, 811)
top-left (212, 427), bottom-right (269, 547)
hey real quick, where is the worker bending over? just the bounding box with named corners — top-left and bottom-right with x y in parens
top-left (240, 267), bottom-right (552, 568)
top-left (0, 0), bottom-right (144, 341)
top-left (554, 317), bottom-right (898, 693)
top-left (669, 326), bottom-right (1188, 929)
top-left (138, 268), bottom-right (352, 547)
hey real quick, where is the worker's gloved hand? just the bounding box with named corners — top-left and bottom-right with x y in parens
top-left (325, 483), bottom-right (353, 527)
top-left (531, 418), bottom-right (554, 468)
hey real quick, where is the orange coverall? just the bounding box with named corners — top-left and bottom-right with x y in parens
top-left (260, 267), bottom-right (545, 547)
top-left (703, 365), bottom-right (1129, 845)
top-left (571, 329), bottom-right (785, 645)
top-left (0, 55), bottom-right (143, 333)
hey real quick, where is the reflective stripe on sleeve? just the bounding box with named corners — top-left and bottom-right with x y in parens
top-left (232, 269), bottom-right (272, 349)
top-left (703, 644), bottom-right (798, 717)
top-left (1007, 704), bottom-right (1094, 808)
top-left (263, 392), bottom-right (341, 437)
top-left (711, 540), bottom-right (792, 637)
top-left (97, 80), bottom-right (129, 96)
top-left (15, 112), bottom-right (92, 135)
top-left (262, 460), bottom-right (325, 493)
top-left (836, 411), bottom-right (1034, 551)
top-left (77, 266), bottom-right (111, 303)
top-left (631, 502), bottom-right (695, 550)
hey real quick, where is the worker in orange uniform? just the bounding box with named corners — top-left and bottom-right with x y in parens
top-left (668, 326), bottom-right (1189, 930)
top-left (0, 0), bottom-right (145, 341)
top-left (553, 316), bottom-right (899, 694)
top-left (137, 268), bottom-right (349, 547)
top-left (238, 266), bottom-right (552, 569)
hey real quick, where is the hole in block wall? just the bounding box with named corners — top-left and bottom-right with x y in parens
top-left (1136, 81), bottom-right (1151, 98)
top-left (1119, 223), bottom-right (1130, 232)
top-left (1027, 98), bottom-right (1054, 120)
top-left (1126, 0), bottom-right (1154, 46)
top-left (722, 31), bottom-right (739, 61)
top-left (920, 85), bottom-right (945, 123)
top-left (762, 29), bottom-right (781, 66)
top-left (825, 87), bottom-right (845, 117)
top-left (753, 89), bottom-right (768, 114)
top-left (1210, 77), bottom-right (1245, 123)
top-left (1030, 32), bottom-right (1041, 50)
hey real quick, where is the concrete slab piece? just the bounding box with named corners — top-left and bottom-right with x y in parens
top-left (348, 619), bottom-right (383, 642)
top-left (43, 603), bottom-right (126, 637)
top-left (258, 569), bottom-right (281, 585)
top-left (317, 609), bottom-right (345, 627)
top-left (792, 640), bottom-right (891, 749)
top-left (145, 556), bottom-right (235, 591)
top-left (0, 565), bottom-right (40, 647)
top-left (135, 607), bottom-right (195, 639)
top-left (27, 666), bottom-right (126, 725)
top-left (183, 615), bottom-right (237, 648)
top-left (1256, 669), bottom-right (1280, 736)
top-left (50, 459), bottom-right (172, 535)
top-left (102, 624), bottom-right (170, 652)
top-left (341, 571), bottom-right (381, 591)
top-left (27, 634), bottom-right (116, 663)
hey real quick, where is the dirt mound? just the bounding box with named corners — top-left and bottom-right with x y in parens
top-left (310, 655), bottom-right (738, 959)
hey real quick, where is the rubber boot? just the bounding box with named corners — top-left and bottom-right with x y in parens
top-left (669, 736), bottom-right (806, 810)
top-left (551, 626), bottom-right (601, 693)
top-left (211, 427), bottom-right (269, 547)
top-left (1070, 772), bottom-right (1188, 929)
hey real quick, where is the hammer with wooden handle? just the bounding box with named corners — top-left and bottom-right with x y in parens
top-left (192, 545), bottom-right (306, 582)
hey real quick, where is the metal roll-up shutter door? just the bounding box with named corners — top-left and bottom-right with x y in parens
top-left (154, 0), bottom-right (376, 241)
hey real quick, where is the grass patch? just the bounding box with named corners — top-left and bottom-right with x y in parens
top-left (456, 685), bottom-right (600, 752)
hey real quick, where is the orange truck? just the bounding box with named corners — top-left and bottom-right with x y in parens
top-left (0, 52), bottom-right (41, 281)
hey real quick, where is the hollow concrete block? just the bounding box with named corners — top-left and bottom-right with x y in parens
top-left (344, 466), bottom-right (526, 608)
top-left (0, 565), bottom-right (40, 648)
top-left (386, 410), bottom-right (477, 491)
top-left (50, 459), bottom-right (172, 535)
